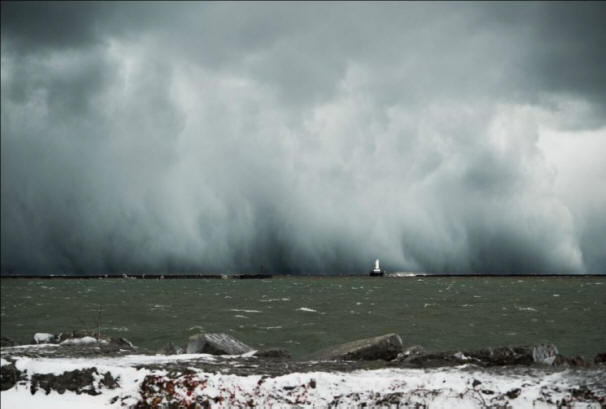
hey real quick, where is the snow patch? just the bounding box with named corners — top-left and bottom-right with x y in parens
top-left (1, 354), bottom-right (604, 409)
top-left (33, 333), bottom-right (54, 344)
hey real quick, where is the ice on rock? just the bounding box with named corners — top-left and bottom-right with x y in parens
top-left (60, 336), bottom-right (98, 345)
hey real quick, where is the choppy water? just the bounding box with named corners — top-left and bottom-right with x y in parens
top-left (1, 276), bottom-right (604, 358)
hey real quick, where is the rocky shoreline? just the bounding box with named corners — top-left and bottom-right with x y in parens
top-left (1, 331), bottom-right (605, 408)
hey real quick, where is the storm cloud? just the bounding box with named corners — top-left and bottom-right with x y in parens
top-left (2, 2), bottom-right (605, 274)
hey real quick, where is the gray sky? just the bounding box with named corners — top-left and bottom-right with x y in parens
top-left (1, 2), bottom-right (605, 274)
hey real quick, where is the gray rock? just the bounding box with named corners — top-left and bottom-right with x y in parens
top-left (41, 330), bottom-right (135, 351)
top-left (393, 345), bottom-right (426, 362)
top-left (254, 348), bottom-right (291, 359)
top-left (0, 336), bottom-right (17, 347)
top-left (158, 341), bottom-right (184, 355)
top-left (309, 333), bottom-right (403, 361)
top-left (401, 343), bottom-right (559, 368)
top-left (531, 343), bottom-right (558, 365)
top-left (186, 333), bottom-right (253, 355)
top-left (107, 337), bottom-right (135, 350)
top-left (56, 330), bottom-right (98, 343)
top-left (1, 361), bottom-right (22, 391)
top-left (30, 367), bottom-right (119, 396)
top-left (469, 344), bottom-right (558, 366)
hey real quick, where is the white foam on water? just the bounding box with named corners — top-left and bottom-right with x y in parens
top-left (2, 343), bottom-right (59, 350)
top-left (516, 306), bottom-right (538, 312)
top-left (150, 304), bottom-right (168, 310)
top-left (103, 327), bottom-right (129, 332)
top-left (297, 307), bottom-right (317, 312)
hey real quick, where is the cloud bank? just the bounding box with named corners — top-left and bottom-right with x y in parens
top-left (2, 2), bottom-right (605, 274)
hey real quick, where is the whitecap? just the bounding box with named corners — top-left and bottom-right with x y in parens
top-left (297, 307), bottom-right (317, 312)
top-left (103, 327), bottom-right (129, 332)
top-left (150, 304), bottom-right (168, 310)
top-left (230, 308), bottom-right (261, 313)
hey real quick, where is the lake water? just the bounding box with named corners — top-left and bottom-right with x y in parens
top-left (1, 276), bottom-right (604, 358)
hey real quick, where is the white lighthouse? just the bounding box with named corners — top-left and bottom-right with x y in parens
top-left (369, 259), bottom-right (385, 276)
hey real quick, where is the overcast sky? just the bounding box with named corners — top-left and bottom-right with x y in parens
top-left (1, 2), bottom-right (605, 274)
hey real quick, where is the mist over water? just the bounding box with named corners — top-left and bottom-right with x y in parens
top-left (1, 3), bottom-right (606, 274)
top-left (2, 277), bottom-right (605, 358)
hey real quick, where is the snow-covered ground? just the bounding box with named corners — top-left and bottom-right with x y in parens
top-left (2, 352), bottom-right (604, 408)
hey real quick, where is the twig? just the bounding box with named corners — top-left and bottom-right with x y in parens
top-left (96, 304), bottom-right (103, 340)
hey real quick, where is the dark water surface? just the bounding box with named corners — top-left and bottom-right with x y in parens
top-left (1, 276), bottom-right (604, 358)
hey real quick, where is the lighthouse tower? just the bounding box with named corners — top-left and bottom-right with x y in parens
top-left (369, 259), bottom-right (385, 276)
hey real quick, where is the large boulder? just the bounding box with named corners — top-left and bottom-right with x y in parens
top-left (393, 345), bottom-right (426, 362)
top-left (401, 343), bottom-right (559, 368)
top-left (253, 348), bottom-right (291, 359)
top-left (30, 368), bottom-right (119, 395)
top-left (594, 353), bottom-right (606, 364)
top-left (186, 333), bottom-right (253, 355)
top-left (28, 330), bottom-right (136, 355)
top-left (107, 337), bottom-right (135, 350)
top-left (309, 333), bottom-right (403, 361)
top-left (1, 361), bottom-right (22, 391)
top-left (157, 341), bottom-right (184, 355)
top-left (531, 343), bottom-right (559, 365)
top-left (456, 344), bottom-right (558, 366)
top-left (56, 330), bottom-right (98, 343)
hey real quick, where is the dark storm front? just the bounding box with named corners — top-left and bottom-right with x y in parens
top-left (1, 276), bottom-right (604, 358)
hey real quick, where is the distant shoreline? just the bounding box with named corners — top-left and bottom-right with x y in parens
top-left (0, 273), bottom-right (604, 279)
